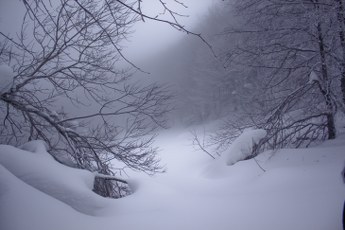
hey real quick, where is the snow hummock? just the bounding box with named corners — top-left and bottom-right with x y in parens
top-left (19, 140), bottom-right (50, 154)
top-left (0, 141), bottom-right (109, 216)
top-left (1, 128), bottom-right (344, 230)
top-left (0, 164), bottom-right (97, 230)
top-left (0, 64), bottom-right (14, 94)
top-left (220, 128), bottom-right (267, 165)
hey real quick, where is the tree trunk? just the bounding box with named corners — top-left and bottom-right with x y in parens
top-left (316, 22), bottom-right (336, 139)
top-left (335, 0), bottom-right (345, 107)
top-left (342, 72), bottom-right (345, 107)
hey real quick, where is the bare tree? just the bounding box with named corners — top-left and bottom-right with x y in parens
top-left (334, 0), bottom-right (345, 108)
top-left (0, 0), bottom-right (205, 197)
top-left (212, 0), bottom-right (344, 153)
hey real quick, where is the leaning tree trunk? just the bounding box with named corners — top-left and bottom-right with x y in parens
top-left (316, 22), bottom-right (336, 139)
top-left (335, 0), bottom-right (345, 107)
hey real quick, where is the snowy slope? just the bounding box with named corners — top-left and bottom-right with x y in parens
top-left (0, 128), bottom-right (344, 230)
top-left (0, 141), bottom-right (110, 216)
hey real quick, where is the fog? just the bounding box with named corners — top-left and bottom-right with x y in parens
top-left (122, 0), bottom-right (216, 63)
top-left (0, 0), bottom-right (219, 125)
top-left (0, 0), bottom-right (215, 65)
top-left (1, 4), bottom-right (343, 227)
top-left (126, 1), bottom-right (231, 125)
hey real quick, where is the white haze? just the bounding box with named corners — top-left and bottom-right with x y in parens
top-left (0, 0), bottom-right (215, 65)
top-left (122, 0), bottom-right (216, 63)
top-left (0, 0), bottom-right (217, 126)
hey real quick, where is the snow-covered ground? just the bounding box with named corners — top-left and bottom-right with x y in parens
top-left (0, 127), bottom-right (344, 230)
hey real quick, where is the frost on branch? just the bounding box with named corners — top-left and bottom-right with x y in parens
top-left (308, 71), bottom-right (319, 84)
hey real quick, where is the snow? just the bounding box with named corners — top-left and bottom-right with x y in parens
top-left (0, 141), bottom-right (110, 216)
top-left (220, 128), bottom-right (267, 166)
top-left (0, 127), bottom-right (344, 230)
top-left (0, 165), bottom-right (95, 230)
top-left (0, 64), bottom-right (14, 94)
top-left (19, 140), bottom-right (50, 154)
top-left (308, 71), bottom-right (319, 84)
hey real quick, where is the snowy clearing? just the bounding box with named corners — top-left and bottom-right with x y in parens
top-left (0, 128), bottom-right (344, 230)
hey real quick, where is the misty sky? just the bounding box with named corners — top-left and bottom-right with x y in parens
top-left (122, 0), bottom-right (216, 61)
top-left (0, 0), bottom-right (217, 120)
top-left (0, 0), bottom-right (216, 63)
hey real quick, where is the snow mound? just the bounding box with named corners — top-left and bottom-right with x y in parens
top-left (0, 141), bottom-right (109, 215)
top-left (0, 164), bottom-right (98, 230)
top-left (19, 140), bottom-right (49, 154)
top-left (0, 64), bottom-right (14, 94)
top-left (221, 128), bottom-right (267, 165)
top-left (202, 129), bottom-right (267, 178)
top-left (0, 129), bottom-right (344, 230)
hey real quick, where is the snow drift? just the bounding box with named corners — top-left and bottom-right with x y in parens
top-left (0, 129), bottom-right (344, 230)
top-left (0, 140), bottom-right (109, 215)
top-left (220, 128), bottom-right (267, 165)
